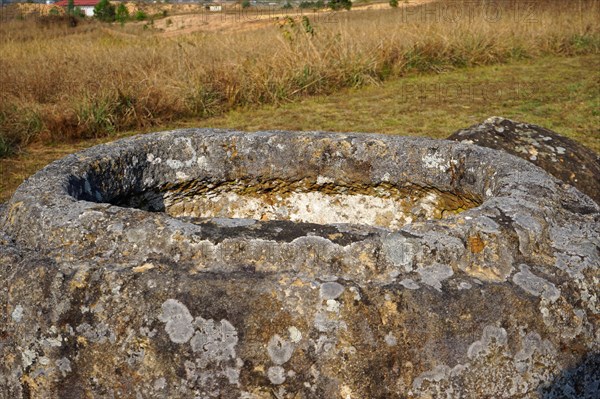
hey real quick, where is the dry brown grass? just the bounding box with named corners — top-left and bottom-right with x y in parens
top-left (0, 0), bottom-right (598, 156)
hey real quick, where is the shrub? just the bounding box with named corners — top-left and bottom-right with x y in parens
top-left (0, 135), bottom-right (10, 158)
top-left (94, 0), bottom-right (116, 22)
top-left (241, 0), bottom-right (250, 9)
top-left (135, 10), bottom-right (147, 21)
top-left (301, 16), bottom-right (314, 36)
top-left (73, 7), bottom-right (86, 18)
top-left (389, 0), bottom-right (398, 8)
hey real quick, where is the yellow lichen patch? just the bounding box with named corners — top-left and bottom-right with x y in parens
top-left (7, 201), bottom-right (23, 225)
top-left (291, 278), bottom-right (306, 287)
top-left (132, 263), bottom-right (155, 273)
top-left (20, 374), bottom-right (39, 393)
top-left (253, 364), bottom-right (265, 373)
top-left (244, 387), bottom-right (272, 399)
top-left (328, 233), bottom-right (343, 241)
top-left (277, 276), bottom-right (292, 286)
top-left (380, 300), bottom-right (399, 326)
top-left (340, 384), bottom-right (354, 398)
top-left (464, 263), bottom-right (505, 282)
top-left (459, 313), bottom-right (473, 322)
top-left (5, 353), bottom-right (16, 364)
top-left (160, 178), bottom-right (481, 229)
top-left (358, 251), bottom-right (376, 270)
top-left (133, 336), bottom-right (151, 350)
top-left (468, 235), bottom-right (485, 253)
top-left (170, 231), bottom-right (185, 242)
top-left (70, 269), bottom-right (89, 290)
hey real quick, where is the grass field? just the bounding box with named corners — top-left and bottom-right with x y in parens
top-left (1, 0), bottom-right (598, 154)
top-left (0, 0), bottom-right (598, 201)
top-left (1, 53), bottom-right (598, 202)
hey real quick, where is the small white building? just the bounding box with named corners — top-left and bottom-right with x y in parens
top-left (54, 0), bottom-right (99, 17)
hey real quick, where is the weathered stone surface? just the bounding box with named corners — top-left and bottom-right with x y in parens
top-left (0, 129), bottom-right (598, 398)
top-left (448, 116), bottom-right (600, 204)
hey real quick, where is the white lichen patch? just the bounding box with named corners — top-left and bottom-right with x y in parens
top-left (513, 265), bottom-right (560, 302)
top-left (158, 299), bottom-right (242, 392)
top-left (225, 366), bottom-right (241, 385)
top-left (467, 326), bottom-right (507, 359)
top-left (166, 159), bottom-right (183, 169)
top-left (382, 233), bottom-right (416, 272)
top-left (326, 299), bottom-right (340, 312)
top-left (11, 304), bottom-right (24, 322)
top-left (423, 152), bottom-right (449, 172)
top-left (314, 305), bottom-right (347, 334)
top-left (412, 324), bottom-right (561, 397)
top-left (158, 299), bottom-right (195, 344)
top-left (146, 153), bottom-right (162, 164)
top-left (399, 279), bottom-right (420, 290)
top-left (267, 366), bottom-right (286, 385)
top-left (267, 335), bottom-right (294, 365)
top-left (165, 137), bottom-right (198, 170)
top-left (412, 364), bottom-right (455, 390)
top-left (175, 171), bottom-right (189, 180)
top-left (76, 322), bottom-right (116, 344)
top-left (316, 175), bottom-right (335, 185)
top-left (417, 263), bottom-right (454, 291)
top-left (384, 332), bottom-right (398, 346)
top-left (159, 300), bottom-right (240, 368)
top-left (190, 318), bottom-right (239, 367)
top-left (288, 326), bottom-right (302, 343)
top-left (22, 349), bottom-right (37, 368)
top-left (320, 282), bottom-right (345, 300)
top-left (56, 357), bottom-right (72, 377)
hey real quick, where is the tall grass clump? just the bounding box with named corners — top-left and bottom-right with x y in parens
top-left (0, 0), bottom-right (598, 155)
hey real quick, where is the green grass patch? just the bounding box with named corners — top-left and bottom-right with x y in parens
top-left (1, 54), bottom-right (598, 202)
top-left (199, 55), bottom-right (599, 153)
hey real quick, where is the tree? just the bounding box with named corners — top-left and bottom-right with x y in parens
top-left (241, 0), bottom-right (250, 9)
top-left (389, 0), bottom-right (398, 8)
top-left (329, 0), bottom-right (351, 11)
top-left (94, 0), bottom-right (116, 22)
top-left (67, 0), bottom-right (74, 15)
top-left (116, 3), bottom-right (129, 24)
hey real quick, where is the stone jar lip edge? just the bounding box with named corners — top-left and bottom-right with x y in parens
top-left (1, 128), bottom-right (597, 263)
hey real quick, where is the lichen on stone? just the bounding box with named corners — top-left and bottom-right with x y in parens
top-left (0, 128), bottom-right (598, 398)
